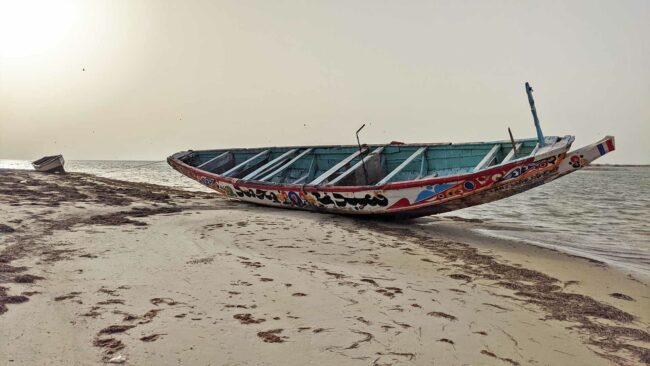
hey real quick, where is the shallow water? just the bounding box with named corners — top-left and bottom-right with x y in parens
top-left (2, 159), bottom-right (648, 275)
top-left (439, 166), bottom-right (650, 276)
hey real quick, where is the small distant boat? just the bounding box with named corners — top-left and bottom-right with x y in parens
top-left (32, 155), bottom-right (65, 173)
top-left (168, 83), bottom-right (615, 218)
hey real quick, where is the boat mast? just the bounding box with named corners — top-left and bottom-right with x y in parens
top-left (525, 82), bottom-right (545, 147)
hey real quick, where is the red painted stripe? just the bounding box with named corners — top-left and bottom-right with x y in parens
top-left (606, 139), bottom-right (615, 152)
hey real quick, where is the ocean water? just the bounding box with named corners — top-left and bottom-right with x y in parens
top-left (2, 159), bottom-right (649, 275)
top-left (437, 166), bottom-right (650, 276)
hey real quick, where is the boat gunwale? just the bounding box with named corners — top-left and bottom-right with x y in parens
top-left (175, 139), bottom-right (542, 157)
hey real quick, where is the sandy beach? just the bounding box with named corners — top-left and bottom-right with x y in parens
top-left (1, 169), bottom-right (648, 365)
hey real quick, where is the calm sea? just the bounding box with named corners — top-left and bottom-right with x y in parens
top-left (2, 159), bottom-right (649, 275)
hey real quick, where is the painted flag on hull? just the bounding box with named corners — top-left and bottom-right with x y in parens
top-left (596, 138), bottom-right (615, 156)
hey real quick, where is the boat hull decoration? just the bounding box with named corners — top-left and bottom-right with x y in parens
top-left (168, 135), bottom-right (615, 219)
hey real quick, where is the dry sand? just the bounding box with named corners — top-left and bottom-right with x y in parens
top-left (0, 169), bottom-right (648, 365)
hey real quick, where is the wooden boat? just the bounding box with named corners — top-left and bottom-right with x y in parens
top-left (32, 155), bottom-right (65, 173)
top-left (168, 84), bottom-right (615, 219)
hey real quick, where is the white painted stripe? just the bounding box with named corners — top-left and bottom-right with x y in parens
top-left (502, 143), bottom-right (522, 163)
top-left (259, 148), bottom-right (314, 182)
top-left (327, 147), bottom-right (384, 185)
top-left (309, 148), bottom-right (368, 186)
top-left (530, 143), bottom-right (540, 156)
top-left (242, 149), bottom-right (297, 180)
top-left (376, 147), bottom-right (427, 185)
top-left (197, 151), bottom-right (231, 169)
top-left (473, 144), bottom-right (500, 172)
top-left (222, 150), bottom-right (270, 177)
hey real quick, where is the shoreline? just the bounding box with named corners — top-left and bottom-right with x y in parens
top-left (1, 169), bottom-right (648, 365)
top-left (442, 218), bottom-right (650, 280)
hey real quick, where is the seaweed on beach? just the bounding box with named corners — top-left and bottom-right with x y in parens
top-left (360, 278), bottom-right (379, 286)
top-left (139, 309), bottom-right (162, 324)
top-left (82, 306), bottom-right (103, 318)
top-left (97, 299), bottom-right (125, 305)
top-left (13, 274), bottom-right (44, 283)
top-left (0, 224), bottom-right (15, 233)
top-left (610, 292), bottom-right (635, 301)
top-left (150, 297), bottom-right (178, 306)
top-left (140, 333), bottom-right (164, 342)
top-left (0, 286), bottom-right (29, 314)
top-left (427, 311), bottom-right (457, 321)
top-left (75, 207), bottom-right (182, 228)
top-left (344, 330), bottom-right (374, 349)
top-left (257, 328), bottom-right (286, 343)
top-left (448, 274), bottom-right (472, 282)
top-left (353, 221), bottom-right (650, 365)
top-left (98, 287), bottom-right (120, 296)
top-left (516, 290), bottom-right (634, 323)
top-left (99, 325), bottom-right (135, 334)
top-left (0, 264), bottom-right (27, 273)
top-left (325, 271), bottom-right (346, 279)
top-left (93, 337), bottom-right (125, 354)
top-left (54, 292), bottom-right (81, 301)
top-left (0, 170), bottom-right (217, 319)
top-left (482, 303), bottom-right (510, 311)
top-left (234, 313), bottom-right (266, 324)
top-left (480, 350), bottom-right (520, 366)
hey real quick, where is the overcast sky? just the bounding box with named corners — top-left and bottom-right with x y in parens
top-left (1, 0), bottom-right (648, 163)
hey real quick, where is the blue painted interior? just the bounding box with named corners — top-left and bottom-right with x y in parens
top-left (184, 138), bottom-right (543, 186)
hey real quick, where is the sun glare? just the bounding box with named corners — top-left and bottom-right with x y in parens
top-left (0, 0), bottom-right (74, 58)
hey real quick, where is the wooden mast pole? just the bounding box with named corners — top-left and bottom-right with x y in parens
top-left (525, 82), bottom-right (545, 147)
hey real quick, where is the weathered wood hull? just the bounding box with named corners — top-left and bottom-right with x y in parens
top-left (32, 155), bottom-right (65, 173)
top-left (167, 136), bottom-right (614, 219)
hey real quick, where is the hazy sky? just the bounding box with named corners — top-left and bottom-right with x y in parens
top-left (1, 0), bottom-right (648, 163)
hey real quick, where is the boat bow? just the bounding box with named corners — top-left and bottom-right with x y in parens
top-left (557, 135), bottom-right (615, 176)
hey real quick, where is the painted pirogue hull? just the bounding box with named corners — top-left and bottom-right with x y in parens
top-left (168, 136), bottom-right (615, 219)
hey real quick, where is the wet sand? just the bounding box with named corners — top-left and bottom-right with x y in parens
top-left (1, 169), bottom-right (648, 365)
